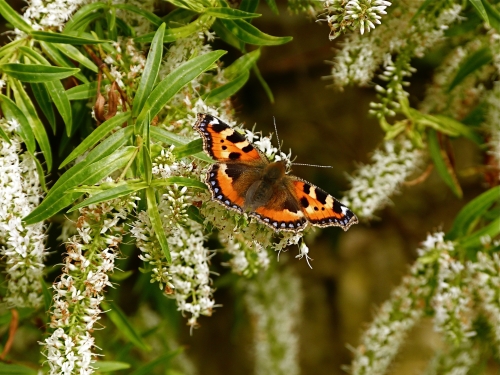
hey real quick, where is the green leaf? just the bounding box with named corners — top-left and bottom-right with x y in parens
top-left (224, 49), bottom-right (260, 80)
top-left (38, 42), bottom-right (88, 83)
top-left (143, 145), bottom-right (153, 184)
top-left (33, 156), bottom-right (48, 193)
top-left (240, 0), bottom-right (260, 13)
top-left (220, 19), bottom-right (292, 45)
top-left (66, 80), bottom-right (109, 101)
top-left (447, 186), bottom-right (500, 240)
top-left (166, 0), bottom-right (208, 12)
top-left (204, 70), bottom-right (249, 104)
top-left (134, 15), bottom-right (212, 43)
top-left (1, 63), bottom-right (80, 82)
top-left (428, 129), bottom-right (462, 198)
top-left (205, 7), bottom-right (261, 19)
top-left (150, 176), bottom-right (207, 190)
top-left (93, 361), bottom-right (131, 373)
top-left (0, 124), bottom-right (9, 144)
top-left (11, 79), bottom-right (52, 170)
top-left (448, 47), bottom-right (492, 92)
top-left (129, 350), bottom-right (182, 375)
top-left (63, 3), bottom-right (106, 33)
top-left (42, 279), bottom-right (52, 314)
top-left (32, 30), bottom-right (109, 44)
top-left (0, 94), bottom-right (36, 154)
top-left (252, 64), bottom-right (274, 103)
top-left (23, 146), bottom-right (135, 224)
top-left (162, 8), bottom-right (197, 26)
top-left (469, 0), bottom-right (489, 24)
top-left (150, 127), bottom-right (213, 162)
top-left (459, 217), bottom-right (500, 248)
top-left (135, 50), bottom-right (226, 133)
top-left (172, 138), bottom-right (204, 158)
top-left (53, 43), bottom-right (98, 73)
top-left (0, 363), bottom-right (37, 375)
top-left (146, 187), bottom-right (171, 263)
top-left (186, 205), bottom-right (204, 224)
top-left (263, 0), bottom-right (279, 15)
top-left (59, 112), bottom-right (131, 169)
top-left (133, 24), bottom-right (165, 117)
top-left (482, 0), bottom-right (500, 32)
top-left (114, 4), bottom-right (163, 26)
top-left (31, 83), bottom-right (56, 133)
top-left (20, 46), bottom-right (74, 134)
top-left (102, 300), bottom-right (150, 351)
top-left (429, 114), bottom-right (482, 144)
top-left (0, 0), bottom-right (32, 34)
top-left (211, 19), bottom-right (245, 51)
top-left (68, 181), bottom-right (147, 212)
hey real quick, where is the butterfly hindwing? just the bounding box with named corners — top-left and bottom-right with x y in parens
top-left (292, 178), bottom-right (358, 231)
top-left (194, 113), bottom-right (263, 163)
top-left (249, 179), bottom-right (307, 232)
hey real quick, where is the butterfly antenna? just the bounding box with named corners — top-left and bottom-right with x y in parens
top-left (273, 116), bottom-right (282, 153)
top-left (292, 162), bottom-right (333, 168)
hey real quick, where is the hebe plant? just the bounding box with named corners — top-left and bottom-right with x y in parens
top-left (0, 0), bottom-right (498, 374)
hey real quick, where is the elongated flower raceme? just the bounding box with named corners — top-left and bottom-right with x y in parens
top-left (341, 137), bottom-right (424, 220)
top-left (349, 232), bottom-right (443, 375)
top-left (0, 119), bottom-right (47, 309)
top-left (43, 199), bottom-right (133, 375)
top-left (245, 269), bottom-right (302, 375)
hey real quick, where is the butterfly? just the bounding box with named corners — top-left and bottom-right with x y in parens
top-left (193, 113), bottom-right (358, 232)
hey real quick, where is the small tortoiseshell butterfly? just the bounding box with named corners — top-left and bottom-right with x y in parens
top-left (193, 113), bottom-right (358, 232)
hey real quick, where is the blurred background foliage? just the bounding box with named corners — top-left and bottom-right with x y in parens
top-left (0, 0), bottom-right (496, 374)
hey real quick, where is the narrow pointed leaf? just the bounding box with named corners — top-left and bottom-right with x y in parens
top-left (130, 350), bottom-right (182, 375)
top-left (211, 19), bottom-right (245, 51)
top-left (206, 7), bottom-right (261, 19)
top-left (133, 24), bottom-right (165, 117)
top-left (0, 363), bottom-right (36, 375)
top-left (59, 112), bottom-right (131, 169)
top-left (134, 15), bottom-right (212, 43)
top-left (102, 301), bottom-right (150, 351)
top-left (135, 50), bottom-right (226, 132)
top-left (114, 4), bottom-right (163, 26)
top-left (220, 19), bottom-right (292, 45)
top-left (146, 187), bottom-right (171, 263)
top-left (447, 186), bottom-right (500, 240)
top-left (224, 49), bottom-right (260, 79)
top-left (11, 79), bottom-right (52, 170)
top-left (68, 181), bottom-right (148, 212)
top-left (263, 0), bottom-right (279, 15)
top-left (23, 146), bottom-right (136, 224)
top-left (31, 83), bottom-right (56, 132)
top-left (460, 217), bottom-right (500, 248)
top-left (32, 30), bottom-right (109, 44)
top-left (66, 80), bottom-right (109, 101)
top-left (469, 0), bottom-right (489, 25)
top-left (93, 361), bottom-right (131, 372)
top-left (150, 127), bottom-right (213, 162)
top-left (37, 42), bottom-right (88, 83)
top-left (252, 64), bottom-right (274, 103)
top-left (0, 93), bottom-right (36, 154)
top-left (482, 0), bottom-right (500, 32)
top-left (0, 125), bottom-right (9, 144)
top-left (1, 63), bottom-right (79, 82)
top-left (33, 156), bottom-right (48, 193)
top-left (150, 176), bottom-right (207, 190)
top-left (204, 70), bottom-right (249, 104)
top-left (166, 0), bottom-right (207, 12)
top-left (240, 0), bottom-right (260, 13)
top-left (428, 129), bottom-right (462, 198)
top-left (0, 0), bottom-right (32, 34)
top-left (63, 2), bottom-right (106, 33)
top-left (448, 47), bottom-right (492, 92)
top-left (53, 43), bottom-right (98, 72)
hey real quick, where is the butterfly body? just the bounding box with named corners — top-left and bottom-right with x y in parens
top-left (193, 113), bottom-right (358, 232)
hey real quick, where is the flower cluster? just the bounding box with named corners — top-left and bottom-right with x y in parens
top-left (0, 119), bottom-right (46, 309)
top-left (342, 137), bottom-right (424, 220)
top-left (319, 0), bottom-right (392, 39)
top-left (244, 269), bottom-right (302, 375)
top-left (23, 0), bottom-right (87, 31)
top-left (349, 232), bottom-right (440, 375)
top-left (43, 199), bottom-right (132, 375)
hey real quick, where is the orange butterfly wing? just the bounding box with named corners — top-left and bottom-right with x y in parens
top-left (292, 178), bottom-right (358, 231)
top-left (194, 113), bottom-right (263, 163)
